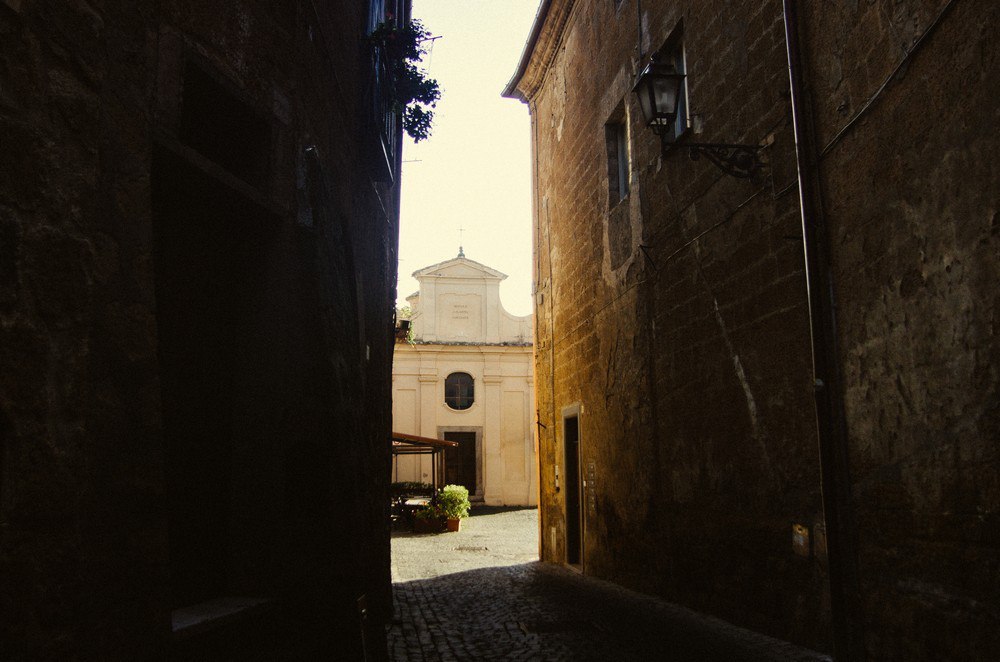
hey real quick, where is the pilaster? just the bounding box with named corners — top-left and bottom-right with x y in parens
top-left (481, 370), bottom-right (504, 504)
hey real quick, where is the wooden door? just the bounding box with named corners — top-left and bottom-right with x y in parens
top-left (564, 415), bottom-right (582, 566)
top-left (443, 431), bottom-right (477, 493)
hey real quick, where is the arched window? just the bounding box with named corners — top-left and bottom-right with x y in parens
top-left (444, 372), bottom-right (474, 410)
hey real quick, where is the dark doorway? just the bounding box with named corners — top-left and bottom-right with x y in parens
top-left (152, 144), bottom-right (276, 608)
top-left (564, 414), bottom-right (582, 566)
top-left (443, 431), bottom-right (477, 494)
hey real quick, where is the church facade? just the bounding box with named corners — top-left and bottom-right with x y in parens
top-left (392, 253), bottom-right (537, 506)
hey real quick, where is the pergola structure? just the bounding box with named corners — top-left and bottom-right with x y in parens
top-left (390, 432), bottom-right (458, 490)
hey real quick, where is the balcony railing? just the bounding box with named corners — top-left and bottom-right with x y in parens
top-left (369, 43), bottom-right (398, 183)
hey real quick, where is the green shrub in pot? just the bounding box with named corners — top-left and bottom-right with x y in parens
top-left (437, 484), bottom-right (471, 520)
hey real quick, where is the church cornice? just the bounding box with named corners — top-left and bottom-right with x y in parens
top-left (401, 340), bottom-right (533, 348)
top-left (411, 256), bottom-right (507, 280)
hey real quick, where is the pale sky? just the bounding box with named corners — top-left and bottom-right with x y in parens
top-left (397, 0), bottom-right (540, 317)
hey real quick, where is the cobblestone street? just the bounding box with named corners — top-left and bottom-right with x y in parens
top-left (388, 508), bottom-right (831, 661)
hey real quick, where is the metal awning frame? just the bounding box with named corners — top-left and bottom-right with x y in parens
top-left (390, 432), bottom-right (458, 491)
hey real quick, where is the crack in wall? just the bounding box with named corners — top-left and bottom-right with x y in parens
top-left (712, 296), bottom-right (759, 436)
top-left (684, 206), bottom-right (772, 478)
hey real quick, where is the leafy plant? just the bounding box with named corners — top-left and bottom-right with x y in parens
top-left (437, 484), bottom-right (471, 520)
top-left (370, 17), bottom-right (441, 142)
top-left (396, 306), bottom-right (416, 344)
top-left (414, 503), bottom-right (443, 520)
top-left (390, 481), bottom-right (432, 496)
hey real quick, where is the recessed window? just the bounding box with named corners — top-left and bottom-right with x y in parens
top-left (605, 120), bottom-right (629, 206)
top-left (444, 372), bottom-right (474, 410)
top-left (659, 27), bottom-right (688, 141)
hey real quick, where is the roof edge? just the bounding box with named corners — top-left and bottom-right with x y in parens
top-left (411, 256), bottom-right (508, 280)
top-left (391, 432), bottom-right (459, 448)
top-left (501, 0), bottom-right (576, 103)
top-left (501, 0), bottom-right (553, 101)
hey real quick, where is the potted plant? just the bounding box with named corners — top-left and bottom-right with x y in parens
top-left (437, 484), bottom-right (471, 532)
top-left (412, 503), bottom-right (446, 534)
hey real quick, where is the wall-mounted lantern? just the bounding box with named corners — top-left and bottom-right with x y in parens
top-left (632, 59), bottom-right (764, 179)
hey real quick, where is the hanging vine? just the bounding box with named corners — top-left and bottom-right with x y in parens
top-left (370, 17), bottom-right (442, 143)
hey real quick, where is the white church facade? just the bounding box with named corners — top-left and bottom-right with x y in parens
top-left (392, 252), bottom-right (537, 506)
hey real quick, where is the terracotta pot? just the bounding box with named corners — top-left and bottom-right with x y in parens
top-left (446, 518), bottom-right (461, 532)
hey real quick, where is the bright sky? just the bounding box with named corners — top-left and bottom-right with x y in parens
top-left (397, 0), bottom-right (541, 317)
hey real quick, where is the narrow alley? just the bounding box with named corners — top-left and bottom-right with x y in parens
top-left (4, 1), bottom-right (999, 659)
top-left (388, 508), bottom-right (831, 662)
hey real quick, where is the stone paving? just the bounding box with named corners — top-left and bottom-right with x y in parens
top-left (388, 507), bottom-right (832, 662)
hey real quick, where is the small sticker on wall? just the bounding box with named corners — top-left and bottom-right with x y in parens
top-left (792, 523), bottom-right (811, 557)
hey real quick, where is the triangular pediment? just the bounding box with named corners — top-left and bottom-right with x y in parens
top-left (412, 256), bottom-right (507, 281)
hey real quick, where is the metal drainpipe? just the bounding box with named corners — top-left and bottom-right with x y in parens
top-left (782, 2), bottom-right (864, 660)
top-left (636, 0), bottom-right (644, 59)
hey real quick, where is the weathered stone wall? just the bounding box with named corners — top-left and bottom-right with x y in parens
top-left (0, 3), bottom-right (167, 657)
top-left (516, 0), bottom-right (999, 657)
top-left (801, 1), bottom-right (1000, 658)
top-left (522, 0), bottom-right (829, 650)
top-left (0, 1), bottom-right (397, 658)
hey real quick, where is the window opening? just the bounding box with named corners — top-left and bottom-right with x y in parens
top-left (445, 372), bottom-right (474, 410)
top-left (659, 27), bottom-right (688, 141)
top-left (605, 121), bottom-right (629, 206)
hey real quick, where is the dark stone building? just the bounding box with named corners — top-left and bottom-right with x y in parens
top-left (1, 0), bottom-right (406, 658)
top-left (505, 0), bottom-right (999, 659)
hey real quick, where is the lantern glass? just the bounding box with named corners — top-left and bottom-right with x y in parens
top-left (633, 61), bottom-right (686, 135)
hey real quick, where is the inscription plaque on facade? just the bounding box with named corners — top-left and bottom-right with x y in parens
top-left (437, 293), bottom-right (482, 339)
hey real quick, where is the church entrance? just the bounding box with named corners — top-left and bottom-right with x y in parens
top-left (442, 430), bottom-right (479, 496)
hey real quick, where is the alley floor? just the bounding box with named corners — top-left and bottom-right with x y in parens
top-left (387, 507), bottom-right (832, 662)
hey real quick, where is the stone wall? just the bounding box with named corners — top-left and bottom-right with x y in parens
top-left (0, 1), bottom-right (398, 658)
top-left (800, 1), bottom-right (1000, 658)
top-left (510, 0), bottom-right (998, 657)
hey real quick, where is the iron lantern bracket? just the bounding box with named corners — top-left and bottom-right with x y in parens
top-left (660, 138), bottom-right (766, 179)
